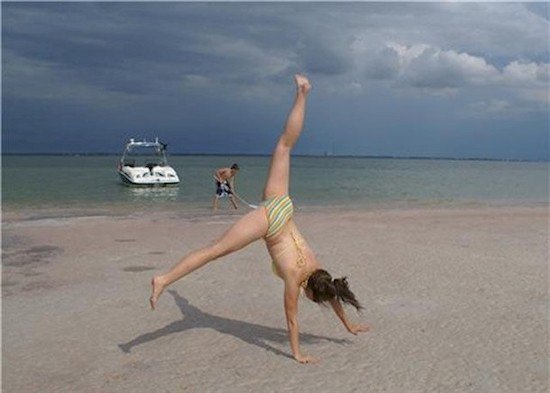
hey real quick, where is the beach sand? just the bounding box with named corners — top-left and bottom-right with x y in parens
top-left (2, 205), bottom-right (548, 393)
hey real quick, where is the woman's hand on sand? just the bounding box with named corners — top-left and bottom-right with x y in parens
top-left (347, 323), bottom-right (370, 335)
top-left (294, 353), bottom-right (318, 364)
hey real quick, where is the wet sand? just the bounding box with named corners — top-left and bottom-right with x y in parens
top-left (2, 205), bottom-right (548, 392)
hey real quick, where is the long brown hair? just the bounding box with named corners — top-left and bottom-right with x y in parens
top-left (306, 269), bottom-right (362, 310)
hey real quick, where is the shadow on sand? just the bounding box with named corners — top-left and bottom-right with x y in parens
top-left (118, 290), bottom-right (351, 359)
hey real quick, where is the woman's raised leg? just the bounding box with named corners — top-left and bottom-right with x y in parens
top-left (262, 75), bottom-right (312, 199)
top-left (150, 207), bottom-right (268, 309)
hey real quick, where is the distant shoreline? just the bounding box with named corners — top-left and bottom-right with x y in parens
top-left (2, 152), bottom-right (547, 163)
top-left (3, 202), bottom-right (548, 225)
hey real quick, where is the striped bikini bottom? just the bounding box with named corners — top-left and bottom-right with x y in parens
top-left (262, 195), bottom-right (294, 239)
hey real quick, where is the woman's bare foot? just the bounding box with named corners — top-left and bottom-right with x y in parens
top-left (294, 74), bottom-right (312, 94)
top-left (150, 276), bottom-right (166, 310)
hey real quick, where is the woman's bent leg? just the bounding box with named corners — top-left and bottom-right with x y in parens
top-left (150, 208), bottom-right (268, 309)
top-left (262, 75), bottom-right (311, 199)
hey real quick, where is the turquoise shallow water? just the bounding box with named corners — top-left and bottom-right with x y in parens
top-left (2, 155), bottom-right (548, 211)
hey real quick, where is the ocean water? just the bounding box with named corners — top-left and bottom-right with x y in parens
top-left (2, 155), bottom-right (548, 212)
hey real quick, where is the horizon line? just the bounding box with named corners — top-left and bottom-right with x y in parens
top-left (1, 152), bottom-right (546, 163)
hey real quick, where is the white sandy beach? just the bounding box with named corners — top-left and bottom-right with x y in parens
top-left (2, 205), bottom-right (548, 393)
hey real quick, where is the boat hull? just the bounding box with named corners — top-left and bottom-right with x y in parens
top-left (118, 170), bottom-right (180, 186)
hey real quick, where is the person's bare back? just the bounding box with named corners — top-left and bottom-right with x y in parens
top-left (214, 167), bottom-right (232, 182)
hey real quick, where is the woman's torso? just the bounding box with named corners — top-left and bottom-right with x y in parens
top-left (265, 219), bottom-right (319, 284)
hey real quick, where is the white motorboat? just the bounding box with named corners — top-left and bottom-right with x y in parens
top-left (117, 138), bottom-right (180, 186)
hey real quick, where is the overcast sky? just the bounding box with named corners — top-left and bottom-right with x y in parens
top-left (2, 2), bottom-right (548, 160)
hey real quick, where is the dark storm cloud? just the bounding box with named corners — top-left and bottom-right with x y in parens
top-left (2, 2), bottom-right (548, 160)
top-left (3, 3), bottom-right (546, 99)
top-left (3, 3), bottom-right (353, 102)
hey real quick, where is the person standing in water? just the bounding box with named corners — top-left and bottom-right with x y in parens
top-left (150, 75), bottom-right (369, 364)
top-left (213, 164), bottom-right (239, 210)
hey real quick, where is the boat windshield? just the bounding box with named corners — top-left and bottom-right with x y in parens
top-left (122, 145), bottom-right (168, 168)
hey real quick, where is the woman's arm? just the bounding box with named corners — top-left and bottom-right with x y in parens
top-left (329, 298), bottom-right (370, 335)
top-left (284, 281), bottom-right (317, 364)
